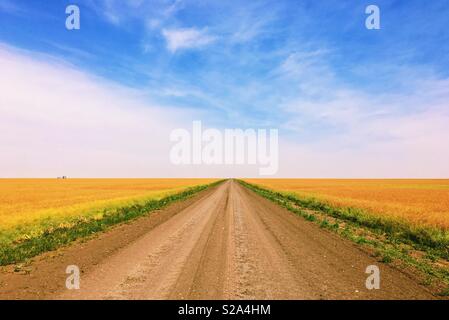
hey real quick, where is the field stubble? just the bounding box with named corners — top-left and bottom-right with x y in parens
top-left (241, 179), bottom-right (449, 295)
top-left (0, 178), bottom-right (218, 265)
top-left (243, 179), bottom-right (449, 230)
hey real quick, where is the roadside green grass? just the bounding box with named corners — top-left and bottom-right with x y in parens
top-left (239, 180), bottom-right (449, 296)
top-left (0, 180), bottom-right (224, 266)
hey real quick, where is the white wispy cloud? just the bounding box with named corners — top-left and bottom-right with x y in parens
top-left (1, 42), bottom-right (448, 178)
top-left (87, 0), bottom-right (184, 28)
top-left (228, 3), bottom-right (280, 44)
top-left (274, 48), bottom-right (449, 178)
top-left (161, 27), bottom-right (216, 53)
top-left (163, 0), bottom-right (185, 18)
top-left (0, 44), bottom-right (198, 177)
top-left (45, 41), bottom-right (96, 60)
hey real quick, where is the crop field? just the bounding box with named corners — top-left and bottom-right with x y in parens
top-left (243, 179), bottom-right (449, 230)
top-left (0, 178), bottom-right (217, 259)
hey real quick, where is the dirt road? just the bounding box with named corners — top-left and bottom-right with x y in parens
top-left (0, 180), bottom-right (435, 299)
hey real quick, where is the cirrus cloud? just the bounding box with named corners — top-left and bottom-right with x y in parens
top-left (161, 27), bottom-right (216, 53)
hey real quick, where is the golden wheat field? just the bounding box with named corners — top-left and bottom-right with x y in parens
top-left (244, 179), bottom-right (449, 230)
top-left (0, 178), bottom-right (216, 233)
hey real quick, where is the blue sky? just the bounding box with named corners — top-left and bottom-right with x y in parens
top-left (1, 0), bottom-right (449, 177)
